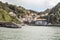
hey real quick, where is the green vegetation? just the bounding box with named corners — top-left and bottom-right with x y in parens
top-left (0, 9), bottom-right (12, 22)
top-left (0, 1), bottom-right (27, 24)
top-left (48, 3), bottom-right (60, 24)
top-left (0, 1), bottom-right (27, 16)
top-left (0, 9), bottom-right (20, 23)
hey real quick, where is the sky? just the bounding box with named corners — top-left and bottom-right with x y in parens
top-left (0, 0), bottom-right (60, 12)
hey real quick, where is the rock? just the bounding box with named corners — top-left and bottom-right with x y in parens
top-left (0, 22), bottom-right (21, 28)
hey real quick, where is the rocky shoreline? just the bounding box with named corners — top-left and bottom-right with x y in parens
top-left (0, 22), bottom-right (22, 28)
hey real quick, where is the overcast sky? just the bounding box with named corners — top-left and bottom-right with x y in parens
top-left (0, 0), bottom-right (60, 12)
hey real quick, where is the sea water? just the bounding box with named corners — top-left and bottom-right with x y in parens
top-left (0, 26), bottom-right (60, 40)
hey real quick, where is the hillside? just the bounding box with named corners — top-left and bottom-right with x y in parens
top-left (0, 1), bottom-right (40, 24)
top-left (0, 1), bottom-right (23, 24)
top-left (0, 1), bottom-right (54, 25)
top-left (48, 3), bottom-right (60, 24)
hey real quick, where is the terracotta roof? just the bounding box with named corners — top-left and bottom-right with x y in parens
top-left (36, 19), bottom-right (46, 21)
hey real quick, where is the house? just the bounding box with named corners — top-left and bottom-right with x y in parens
top-left (9, 12), bottom-right (16, 17)
top-left (38, 12), bottom-right (48, 17)
top-left (35, 19), bottom-right (47, 25)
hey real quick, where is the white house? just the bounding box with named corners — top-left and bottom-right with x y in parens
top-left (9, 12), bottom-right (16, 17)
top-left (35, 19), bottom-right (47, 25)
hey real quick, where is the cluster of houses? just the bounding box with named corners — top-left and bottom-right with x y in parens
top-left (18, 10), bottom-right (48, 25)
top-left (8, 10), bottom-right (49, 25)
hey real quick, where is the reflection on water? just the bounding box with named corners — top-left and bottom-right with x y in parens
top-left (0, 26), bottom-right (60, 40)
